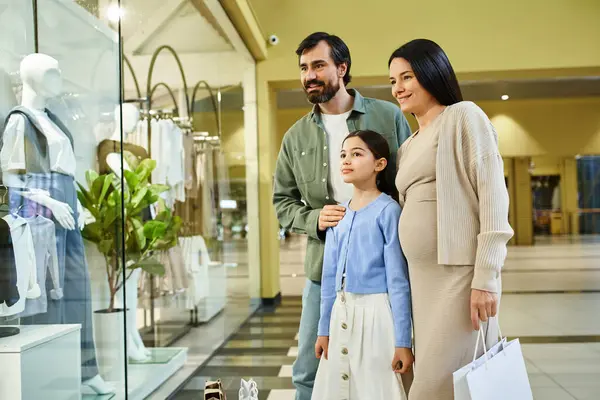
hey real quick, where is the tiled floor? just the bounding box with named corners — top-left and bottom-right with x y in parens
top-left (171, 297), bottom-right (301, 400)
top-left (170, 295), bottom-right (600, 400)
top-left (168, 234), bottom-right (600, 399)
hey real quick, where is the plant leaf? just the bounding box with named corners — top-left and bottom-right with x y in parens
top-left (103, 204), bottom-right (119, 229)
top-left (135, 159), bottom-right (157, 183)
top-left (81, 221), bottom-right (103, 242)
top-left (98, 239), bottom-right (113, 255)
top-left (85, 170), bottom-right (99, 192)
top-left (130, 255), bottom-right (165, 277)
top-left (97, 174), bottom-right (114, 206)
top-left (123, 151), bottom-right (140, 171)
top-left (143, 220), bottom-right (167, 239)
top-left (131, 218), bottom-right (146, 250)
top-left (131, 187), bottom-right (148, 208)
top-left (91, 174), bottom-right (106, 201)
top-left (123, 170), bottom-right (139, 190)
top-left (149, 184), bottom-right (169, 196)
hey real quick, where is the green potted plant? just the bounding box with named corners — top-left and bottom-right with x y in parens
top-left (77, 153), bottom-right (181, 380)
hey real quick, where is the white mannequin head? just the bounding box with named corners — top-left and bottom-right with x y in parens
top-left (114, 103), bottom-right (140, 135)
top-left (20, 53), bottom-right (62, 101)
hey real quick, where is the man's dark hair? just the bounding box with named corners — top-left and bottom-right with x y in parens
top-left (296, 32), bottom-right (352, 86)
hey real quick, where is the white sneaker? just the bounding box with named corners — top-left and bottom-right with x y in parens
top-left (239, 378), bottom-right (259, 400)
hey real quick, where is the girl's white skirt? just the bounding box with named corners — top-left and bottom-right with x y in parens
top-left (311, 291), bottom-right (408, 400)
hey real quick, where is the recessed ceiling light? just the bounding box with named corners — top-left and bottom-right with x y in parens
top-left (501, 94), bottom-right (509, 101)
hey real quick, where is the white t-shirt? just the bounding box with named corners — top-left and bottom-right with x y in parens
top-left (1, 108), bottom-right (76, 176)
top-left (322, 110), bottom-right (353, 204)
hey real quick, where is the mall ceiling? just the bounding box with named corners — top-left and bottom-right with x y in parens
top-left (122, 0), bottom-right (233, 55)
top-left (277, 76), bottom-right (600, 109)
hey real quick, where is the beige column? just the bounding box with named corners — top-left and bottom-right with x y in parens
top-left (256, 69), bottom-right (281, 301)
top-left (560, 157), bottom-right (579, 235)
top-left (510, 157), bottom-right (534, 245)
top-left (503, 157), bottom-right (516, 246)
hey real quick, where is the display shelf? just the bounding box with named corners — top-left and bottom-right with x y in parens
top-left (82, 394), bottom-right (115, 400)
top-left (85, 347), bottom-right (187, 400)
top-left (0, 325), bottom-right (81, 400)
top-left (0, 324), bottom-right (80, 352)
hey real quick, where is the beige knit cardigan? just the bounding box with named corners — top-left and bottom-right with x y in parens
top-left (398, 101), bottom-right (514, 293)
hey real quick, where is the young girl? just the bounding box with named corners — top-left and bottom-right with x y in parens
top-left (311, 130), bottom-right (413, 400)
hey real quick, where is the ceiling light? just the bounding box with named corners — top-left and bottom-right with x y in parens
top-left (501, 94), bottom-right (509, 101)
top-left (106, 4), bottom-right (125, 23)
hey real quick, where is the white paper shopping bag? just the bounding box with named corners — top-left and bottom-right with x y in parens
top-left (453, 320), bottom-right (533, 400)
top-left (466, 338), bottom-right (533, 400)
top-left (453, 337), bottom-right (505, 400)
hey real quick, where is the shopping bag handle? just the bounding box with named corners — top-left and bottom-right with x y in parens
top-left (472, 325), bottom-right (488, 363)
top-left (472, 317), bottom-right (504, 363)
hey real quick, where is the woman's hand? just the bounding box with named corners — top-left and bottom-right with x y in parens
top-left (315, 336), bottom-right (329, 360)
top-left (470, 289), bottom-right (498, 330)
top-left (392, 347), bottom-right (414, 374)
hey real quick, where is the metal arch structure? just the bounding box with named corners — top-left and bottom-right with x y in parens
top-left (145, 45), bottom-right (190, 116)
top-left (123, 55), bottom-right (142, 101)
top-left (149, 82), bottom-right (179, 115)
top-left (190, 80), bottom-right (221, 137)
top-left (144, 45), bottom-right (192, 158)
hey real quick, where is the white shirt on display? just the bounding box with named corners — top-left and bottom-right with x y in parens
top-left (1, 109), bottom-right (76, 176)
top-left (322, 110), bottom-right (353, 204)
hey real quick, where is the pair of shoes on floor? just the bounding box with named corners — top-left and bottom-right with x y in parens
top-left (205, 379), bottom-right (226, 400)
top-left (239, 378), bottom-right (259, 400)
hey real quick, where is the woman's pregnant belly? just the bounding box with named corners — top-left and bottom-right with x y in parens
top-left (399, 197), bottom-right (438, 265)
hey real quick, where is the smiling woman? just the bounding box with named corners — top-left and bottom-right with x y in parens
top-left (389, 39), bottom-right (513, 400)
top-left (388, 39), bottom-right (462, 126)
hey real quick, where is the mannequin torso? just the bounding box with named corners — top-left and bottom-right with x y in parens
top-left (0, 53), bottom-right (80, 230)
top-left (98, 104), bottom-right (146, 176)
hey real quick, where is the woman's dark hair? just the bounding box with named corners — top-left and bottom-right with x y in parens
top-left (296, 32), bottom-right (352, 85)
top-left (343, 130), bottom-right (397, 199)
top-left (388, 39), bottom-right (463, 106)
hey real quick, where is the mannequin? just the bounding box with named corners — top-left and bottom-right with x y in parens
top-left (0, 54), bottom-right (113, 395)
top-left (97, 103), bottom-right (151, 361)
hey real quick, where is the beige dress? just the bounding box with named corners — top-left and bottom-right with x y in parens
top-left (396, 114), bottom-right (497, 400)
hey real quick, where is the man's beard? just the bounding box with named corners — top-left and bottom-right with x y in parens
top-left (304, 79), bottom-right (340, 104)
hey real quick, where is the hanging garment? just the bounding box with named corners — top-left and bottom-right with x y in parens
top-left (12, 173), bottom-right (100, 381)
top-left (215, 150), bottom-right (231, 203)
top-left (197, 149), bottom-right (217, 238)
top-left (18, 215), bottom-right (63, 318)
top-left (158, 245), bottom-right (188, 294)
top-left (0, 218), bottom-right (19, 309)
top-left (179, 235), bottom-right (211, 309)
top-left (183, 134), bottom-right (197, 196)
top-left (0, 214), bottom-right (38, 316)
top-left (130, 119), bottom-right (149, 152)
top-left (150, 118), bottom-right (166, 184)
top-left (165, 121), bottom-right (185, 203)
top-left (153, 120), bottom-right (186, 206)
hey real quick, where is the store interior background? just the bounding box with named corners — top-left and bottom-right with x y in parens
top-left (0, 0), bottom-right (599, 399)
